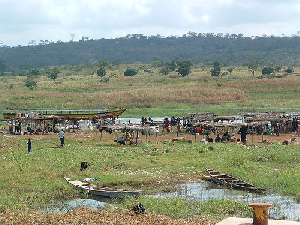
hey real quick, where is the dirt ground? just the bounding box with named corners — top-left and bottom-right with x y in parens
top-left (6, 128), bottom-right (300, 145)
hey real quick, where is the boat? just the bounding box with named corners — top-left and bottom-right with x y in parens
top-left (3, 108), bottom-right (126, 120)
top-left (206, 168), bottom-right (266, 192)
top-left (65, 177), bottom-right (141, 198)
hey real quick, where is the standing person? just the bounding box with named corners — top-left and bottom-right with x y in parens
top-left (27, 138), bottom-right (32, 153)
top-left (58, 129), bottom-right (65, 147)
top-left (240, 125), bottom-right (247, 144)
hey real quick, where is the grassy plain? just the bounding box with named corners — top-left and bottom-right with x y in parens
top-left (0, 65), bottom-right (299, 117)
top-left (0, 65), bottom-right (300, 223)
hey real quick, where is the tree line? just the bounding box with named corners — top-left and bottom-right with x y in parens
top-left (0, 33), bottom-right (299, 71)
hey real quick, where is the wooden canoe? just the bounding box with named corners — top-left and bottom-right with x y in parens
top-left (206, 168), bottom-right (266, 192)
top-left (65, 177), bottom-right (141, 198)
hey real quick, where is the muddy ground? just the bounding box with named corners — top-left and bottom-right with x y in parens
top-left (15, 129), bottom-right (299, 145)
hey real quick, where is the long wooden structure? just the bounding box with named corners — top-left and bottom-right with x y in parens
top-left (206, 168), bottom-right (266, 192)
top-left (3, 108), bottom-right (126, 120)
top-left (65, 177), bottom-right (141, 198)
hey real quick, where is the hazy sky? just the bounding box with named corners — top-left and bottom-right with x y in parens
top-left (1, 0), bottom-right (300, 46)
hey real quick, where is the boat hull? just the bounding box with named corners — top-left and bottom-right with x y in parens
top-left (65, 177), bottom-right (141, 198)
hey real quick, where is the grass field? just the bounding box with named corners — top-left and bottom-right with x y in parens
top-left (0, 132), bottom-right (299, 223)
top-left (0, 65), bottom-right (300, 117)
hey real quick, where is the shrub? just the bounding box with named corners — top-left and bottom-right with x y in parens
top-left (124, 68), bottom-right (138, 76)
top-left (262, 66), bottom-right (274, 75)
top-left (285, 66), bottom-right (294, 73)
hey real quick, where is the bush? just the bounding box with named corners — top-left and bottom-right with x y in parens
top-left (285, 66), bottom-right (294, 73)
top-left (97, 67), bottom-right (106, 77)
top-left (262, 66), bottom-right (274, 75)
top-left (124, 68), bottom-right (138, 76)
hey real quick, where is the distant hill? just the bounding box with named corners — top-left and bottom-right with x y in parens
top-left (0, 34), bottom-right (300, 70)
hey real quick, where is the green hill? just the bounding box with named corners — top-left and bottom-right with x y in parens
top-left (1, 34), bottom-right (300, 70)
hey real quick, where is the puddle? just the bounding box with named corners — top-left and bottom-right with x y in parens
top-left (152, 182), bottom-right (300, 221)
top-left (43, 181), bottom-right (299, 221)
top-left (42, 198), bottom-right (108, 214)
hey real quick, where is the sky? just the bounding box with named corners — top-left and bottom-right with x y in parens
top-left (1, 0), bottom-right (300, 46)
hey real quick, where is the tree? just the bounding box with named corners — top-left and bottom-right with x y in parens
top-left (210, 61), bottom-right (221, 77)
top-left (97, 67), bottom-right (106, 77)
top-left (262, 66), bottom-right (274, 75)
top-left (47, 67), bottom-right (60, 82)
top-left (30, 69), bottom-right (41, 76)
top-left (285, 66), bottom-right (294, 73)
top-left (151, 61), bottom-right (163, 68)
top-left (227, 67), bottom-right (234, 75)
top-left (97, 61), bottom-right (110, 68)
top-left (97, 61), bottom-right (110, 77)
top-left (124, 68), bottom-right (138, 76)
top-left (159, 66), bottom-right (171, 75)
top-left (176, 60), bottom-right (193, 77)
top-left (246, 56), bottom-right (264, 77)
top-left (168, 59), bottom-right (177, 71)
top-left (24, 74), bottom-right (37, 90)
top-left (112, 59), bottom-right (122, 67)
top-left (0, 59), bottom-right (8, 75)
top-left (275, 65), bottom-right (282, 72)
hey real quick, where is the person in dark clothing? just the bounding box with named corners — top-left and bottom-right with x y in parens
top-left (27, 138), bottom-right (32, 153)
top-left (240, 125), bottom-right (248, 144)
top-left (215, 134), bottom-right (221, 142)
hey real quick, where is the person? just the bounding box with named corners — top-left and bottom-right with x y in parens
top-left (196, 126), bottom-right (201, 134)
top-left (27, 138), bottom-right (32, 153)
top-left (9, 120), bottom-right (13, 134)
top-left (15, 120), bottom-right (19, 133)
top-left (240, 125), bottom-right (248, 144)
top-left (18, 120), bottom-right (22, 134)
top-left (117, 136), bottom-right (126, 145)
top-left (58, 129), bottom-right (65, 147)
top-left (222, 132), bottom-right (229, 142)
top-left (215, 134), bottom-right (221, 142)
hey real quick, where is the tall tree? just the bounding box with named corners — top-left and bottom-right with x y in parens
top-left (47, 67), bottom-right (61, 82)
top-left (246, 56), bottom-right (264, 77)
top-left (24, 73), bottom-right (37, 90)
top-left (176, 60), bottom-right (193, 77)
top-left (211, 61), bottom-right (221, 77)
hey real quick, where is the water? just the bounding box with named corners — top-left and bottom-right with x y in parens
top-left (42, 198), bottom-right (108, 214)
top-left (152, 182), bottom-right (300, 221)
top-left (44, 182), bottom-right (299, 221)
top-left (116, 117), bottom-right (164, 125)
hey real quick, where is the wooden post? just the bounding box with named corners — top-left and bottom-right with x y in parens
top-left (249, 203), bottom-right (273, 225)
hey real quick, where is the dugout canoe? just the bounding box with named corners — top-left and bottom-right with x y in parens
top-left (206, 168), bottom-right (266, 192)
top-left (65, 177), bottom-right (141, 198)
top-left (3, 108), bottom-right (126, 120)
